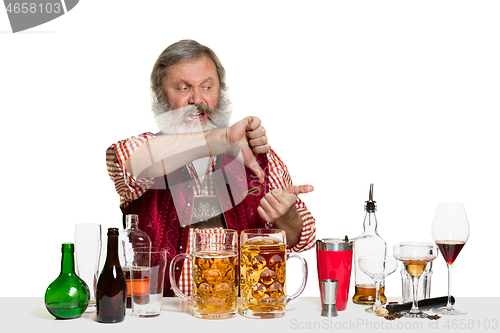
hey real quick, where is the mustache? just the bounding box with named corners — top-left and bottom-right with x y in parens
top-left (196, 104), bottom-right (211, 113)
top-left (180, 104), bottom-right (212, 115)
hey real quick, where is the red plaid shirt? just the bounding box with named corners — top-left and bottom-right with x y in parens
top-left (106, 132), bottom-right (316, 295)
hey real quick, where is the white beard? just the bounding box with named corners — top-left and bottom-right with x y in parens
top-left (152, 91), bottom-right (232, 134)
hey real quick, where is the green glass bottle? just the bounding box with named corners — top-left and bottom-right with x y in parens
top-left (44, 243), bottom-right (90, 319)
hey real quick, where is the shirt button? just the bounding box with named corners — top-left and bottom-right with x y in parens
top-left (175, 266), bottom-right (180, 271)
top-left (186, 203), bottom-right (191, 207)
top-left (179, 246), bottom-right (183, 250)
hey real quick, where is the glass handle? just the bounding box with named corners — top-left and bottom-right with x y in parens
top-left (285, 253), bottom-right (308, 304)
top-left (168, 253), bottom-right (192, 303)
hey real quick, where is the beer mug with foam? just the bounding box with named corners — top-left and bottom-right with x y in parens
top-left (240, 229), bottom-right (308, 318)
top-left (169, 229), bottom-right (238, 319)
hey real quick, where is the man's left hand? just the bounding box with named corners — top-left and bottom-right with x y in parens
top-left (257, 185), bottom-right (314, 222)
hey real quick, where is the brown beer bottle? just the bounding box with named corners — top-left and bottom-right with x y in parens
top-left (96, 228), bottom-right (127, 323)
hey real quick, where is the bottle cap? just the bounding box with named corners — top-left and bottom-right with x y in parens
top-left (107, 228), bottom-right (119, 236)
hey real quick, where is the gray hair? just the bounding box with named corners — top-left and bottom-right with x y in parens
top-left (150, 39), bottom-right (227, 103)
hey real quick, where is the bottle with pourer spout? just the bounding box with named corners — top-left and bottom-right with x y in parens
top-left (352, 184), bottom-right (387, 305)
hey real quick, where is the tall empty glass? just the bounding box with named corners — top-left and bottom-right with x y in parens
top-left (74, 223), bottom-right (101, 308)
top-left (240, 229), bottom-right (308, 319)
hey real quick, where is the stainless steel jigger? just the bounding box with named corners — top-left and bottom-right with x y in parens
top-left (321, 279), bottom-right (338, 317)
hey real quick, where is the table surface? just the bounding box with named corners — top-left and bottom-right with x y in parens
top-left (2, 297), bottom-right (498, 332)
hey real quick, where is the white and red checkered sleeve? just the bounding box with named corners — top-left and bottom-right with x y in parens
top-left (106, 133), bottom-right (156, 207)
top-left (266, 148), bottom-right (316, 253)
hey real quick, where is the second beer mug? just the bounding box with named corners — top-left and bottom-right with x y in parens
top-left (240, 229), bottom-right (308, 319)
top-left (169, 229), bottom-right (238, 319)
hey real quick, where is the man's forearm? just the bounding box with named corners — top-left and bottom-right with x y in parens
top-left (124, 128), bottom-right (229, 178)
top-left (273, 205), bottom-right (304, 248)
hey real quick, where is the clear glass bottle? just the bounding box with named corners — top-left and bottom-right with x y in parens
top-left (119, 214), bottom-right (151, 308)
top-left (44, 243), bottom-right (90, 319)
top-left (96, 228), bottom-right (127, 323)
top-left (352, 184), bottom-right (387, 305)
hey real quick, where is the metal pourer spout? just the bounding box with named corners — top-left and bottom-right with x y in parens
top-left (365, 183), bottom-right (377, 212)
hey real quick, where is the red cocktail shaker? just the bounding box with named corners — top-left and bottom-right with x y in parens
top-left (316, 237), bottom-right (353, 311)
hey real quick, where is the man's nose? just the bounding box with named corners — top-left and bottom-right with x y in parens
top-left (188, 88), bottom-right (204, 105)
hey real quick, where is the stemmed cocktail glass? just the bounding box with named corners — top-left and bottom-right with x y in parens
top-left (393, 242), bottom-right (438, 318)
top-left (431, 202), bottom-right (470, 315)
top-left (358, 255), bottom-right (398, 313)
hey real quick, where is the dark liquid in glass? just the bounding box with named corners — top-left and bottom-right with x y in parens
top-left (436, 241), bottom-right (465, 265)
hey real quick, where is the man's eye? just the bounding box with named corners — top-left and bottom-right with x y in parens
top-left (179, 87), bottom-right (188, 91)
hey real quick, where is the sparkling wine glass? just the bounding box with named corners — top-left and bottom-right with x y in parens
top-left (393, 242), bottom-right (438, 318)
top-left (358, 255), bottom-right (399, 313)
top-left (431, 202), bottom-right (470, 315)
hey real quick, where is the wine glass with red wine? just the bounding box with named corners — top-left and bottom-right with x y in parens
top-left (431, 202), bottom-right (470, 315)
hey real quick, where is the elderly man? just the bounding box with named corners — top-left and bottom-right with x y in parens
top-left (106, 39), bottom-right (316, 296)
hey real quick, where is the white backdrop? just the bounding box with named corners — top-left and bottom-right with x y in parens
top-left (1, 0), bottom-right (499, 300)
